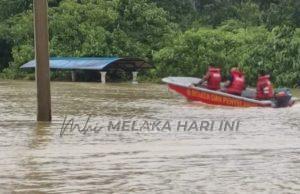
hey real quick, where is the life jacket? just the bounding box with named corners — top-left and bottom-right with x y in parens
top-left (227, 70), bottom-right (245, 95)
top-left (207, 67), bottom-right (221, 90)
top-left (256, 75), bottom-right (274, 100)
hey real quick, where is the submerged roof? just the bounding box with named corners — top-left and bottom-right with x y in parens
top-left (21, 57), bottom-right (152, 71)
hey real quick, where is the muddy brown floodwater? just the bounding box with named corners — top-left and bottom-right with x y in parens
top-left (0, 80), bottom-right (300, 193)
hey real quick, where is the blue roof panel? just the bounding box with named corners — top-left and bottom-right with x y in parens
top-left (21, 57), bottom-right (121, 70)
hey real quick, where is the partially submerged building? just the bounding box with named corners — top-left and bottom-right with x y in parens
top-left (21, 57), bottom-right (153, 83)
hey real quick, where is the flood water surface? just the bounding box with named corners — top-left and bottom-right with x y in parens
top-left (0, 80), bottom-right (300, 193)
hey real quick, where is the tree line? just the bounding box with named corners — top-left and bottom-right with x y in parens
top-left (0, 0), bottom-right (299, 86)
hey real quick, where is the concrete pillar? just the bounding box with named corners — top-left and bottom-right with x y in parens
top-left (132, 71), bottom-right (138, 84)
top-left (34, 0), bottom-right (51, 122)
top-left (71, 71), bottom-right (76, 82)
top-left (100, 71), bottom-right (107, 83)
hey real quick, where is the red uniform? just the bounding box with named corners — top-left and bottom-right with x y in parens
top-left (206, 67), bottom-right (221, 90)
top-left (256, 75), bottom-right (274, 100)
top-left (227, 70), bottom-right (245, 95)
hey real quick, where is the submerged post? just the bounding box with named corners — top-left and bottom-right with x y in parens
top-left (34, 0), bottom-right (52, 121)
top-left (132, 71), bottom-right (138, 84)
top-left (71, 71), bottom-right (76, 82)
top-left (100, 71), bottom-right (107, 83)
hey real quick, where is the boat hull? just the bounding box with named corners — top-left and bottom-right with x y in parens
top-left (163, 77), bottom-right (273, 107)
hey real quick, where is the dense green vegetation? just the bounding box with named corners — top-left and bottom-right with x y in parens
top-left (0, 0), bottom-right (299, 86)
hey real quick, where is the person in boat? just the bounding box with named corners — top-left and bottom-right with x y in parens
top-left (256, 70), bottom-right (274, 100)
top-left (223, 67), bottom-right (246, 96)
top-left (193, 64), bottom-right (222, 90)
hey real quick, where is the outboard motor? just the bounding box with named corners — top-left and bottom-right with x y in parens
top-left (274, 88), bottom-right (294, 108)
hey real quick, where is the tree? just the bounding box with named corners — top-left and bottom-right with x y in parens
top-left (0, 0), bottom-right (31, 20)
top-left (234, 0), bottom-right (261, 27)
top-left (153, 28), bottom-right (243, 78)
top-left (262, 0), bottom-right (297, 29)
top-left (152, 0), bottom-right (197, 29)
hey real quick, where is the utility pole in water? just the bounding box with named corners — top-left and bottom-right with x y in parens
top-left (33, 0), bottom-right (52, 121)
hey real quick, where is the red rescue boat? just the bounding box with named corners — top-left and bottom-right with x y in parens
top-left (163, 77), bottom-right (295, 108)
